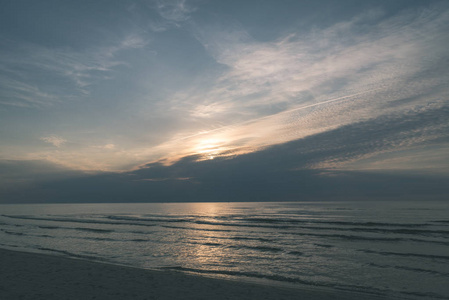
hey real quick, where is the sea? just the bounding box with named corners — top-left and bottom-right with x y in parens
top-left (0, 201), bottom-right (448, 299)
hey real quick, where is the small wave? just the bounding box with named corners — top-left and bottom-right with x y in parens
top-left (400, 290), bottom-right (449, 300)
top-left (227, 245), bottom-right (283, 253)
top-left (188, 241), bottom-right (283, 253)
top-left (202, 242), bottom-right (223, 247)
top-left (161, 225), bottom-right (233, 232)
top-left (288, 231), bottom-right (404, 242)
top-left (194, 235), bottom-right (275, 243)
top-left (82, 237), bottom-right (117, 242)
top-left (367, 263), bottom-right (449, 276)
top-left (36, 247), bottom-right (108, 262)
top-left (73, 227), bottom-right (113, 233)
top-left (359, 249), bottom-right (449, 260)
top-left (130, 230), bottom-right (154, 234)
top-left (106, 215), bottom-right (189, 223)
top-left (0, 243), bottom-right (20, 248)
top-left (130, 238), bottom-right (150, 242)
top-left (408, 238), bottom-right (449, 246)
top-left (161, 266), bottom-right (389, 296)
top-left (38, 224), bottom-right (114, 233)
top-left (38, 226), bottom-right (60, 229)
top-left (38, 225), bottom-right (119, 234)
top-left (300, 226), bottom-right (449, 236)
top-left (162, 266), bottom-right (312, 284)
top-left (314, 243), bottom-right (334, 248)
top-left (229, 236), bottom-right (273, 242)
top-left (288, 251), bottom-right (304, 256)
top-left (3, 215), bottom-right (155, 227)
top-left (1, 229), bottom-right (25, 236)
top-left (240, 217), bottom-right (429, 228)
top-left (288, 229), bottom-right (449, 244)
top-left (193, 220), bottom-right (293, 229)
top-left (186, 241), bottom-right (223, 247)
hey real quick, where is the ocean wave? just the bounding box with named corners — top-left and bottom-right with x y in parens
top-left (129, 238), bottom-right (150, 242)
top-left (400, 290), bottom-right (449, 300)
top-left (38, 226), bottom-right (61, 229)
top-left (106, 215), bottom-right (190, 223)
top-left (36, 247), bottom-right (108, 262)
top-left (161, 225), bottom-right (233, 232)
top-left (227, 245), bottom-right (283, 253)
top-left (433, 220), bottom-right (449, 223)
top-left (188, 241), bottom-right (283, 253)
top-left (5, 214), bottom-right (437, 235)
top-left (73, 227), bottom-right (113, 233)
top-left (228, 236), bottom-right (274, 242)
top-left (3, 215), bottom-right (156, 227)
top-left (38, 225), bottom-right (116, 234)
top-left (1, 229), bottom-right (55, 239)
top-left (408, 238), bottom-right (449, 246)
top-left (287, 231), bottom-right (405, 242)
top-left (314, 243), bottom-right (334, 248)
top-left (367, 262), bottom-right (449, 276)
top-left (201, 242), bottom-right (223, 247)
top-left (160, 266), bottom-right (389, 296)
top-left (1, 229), bottom-right (25, 236)
top-left (192, 219), bottom-right (293, 229)
top-left (359, 249), bottom-right (449, 260)
top-left (165, 224), bottom-right (446, 244)
top-left (78, 236), bottom-right (118, 242)
top-left (299, 226), bottom-right (449, 236)
top-left (238, 217), bottom-right (430, 228)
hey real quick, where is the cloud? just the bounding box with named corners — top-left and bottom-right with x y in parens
top-left (93, 144), bottom-right (116, 150)
top-left (0, 77), bottom-right (60, 107)
top-left (0, 33), bottom-right (147, 108)
top-left (150, 2), bottom-right (449, 167)
top-left (3, 123), bottom-right (448, 203)
top-left (32, 1), bottom-right (449, 169)
top-left (40, 135), bottom-right (67, 147)
top-left (184, 3), bottom-right (448, 115)
top-left (1, 1), bottom-right (448, 176)
top-left (0, 159), bottom-right (85, 193)
top-left (155, 0), bottom-right (196, 23)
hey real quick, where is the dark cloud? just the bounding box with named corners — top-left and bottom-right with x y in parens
top-left (1, 104), bottom-right (448, 204)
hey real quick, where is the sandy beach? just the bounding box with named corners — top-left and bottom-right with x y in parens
top-left (0, 248), bottom-right (393, 300)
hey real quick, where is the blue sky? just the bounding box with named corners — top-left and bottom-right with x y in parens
top-left (1, 0), bottom-right (448, 202)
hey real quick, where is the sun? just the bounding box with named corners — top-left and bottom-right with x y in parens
top-left (194, 139), bottom-right (224, 160)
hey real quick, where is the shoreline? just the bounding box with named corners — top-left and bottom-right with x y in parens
top-left (0, 247), bottom-right (393, 299)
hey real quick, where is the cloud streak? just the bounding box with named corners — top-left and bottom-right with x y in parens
top-left (0, 34), bottom-right (147, 108)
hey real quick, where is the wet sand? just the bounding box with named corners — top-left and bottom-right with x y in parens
top-left (0, 248), bottom-right (392, 299)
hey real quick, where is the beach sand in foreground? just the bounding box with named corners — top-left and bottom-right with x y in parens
top-left (0, 248), bottom-right (391, 300)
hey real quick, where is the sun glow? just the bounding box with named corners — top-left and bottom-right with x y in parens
top-left (194, 139), bottom-right (226, 160)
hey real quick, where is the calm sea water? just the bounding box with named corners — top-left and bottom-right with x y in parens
top-left (1, 201), bottom-right (448, 299)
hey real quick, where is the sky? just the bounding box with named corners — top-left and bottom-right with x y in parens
top-left (0, 0), bottom-right (448, 203)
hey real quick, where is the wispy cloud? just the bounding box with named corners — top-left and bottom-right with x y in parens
top-left (0, 34), bottom-right (147, 108)
top-left (93, 144), bottom-right (116, 150)
top-left (179, 4), bottom-right (448, 117)
top-left (155, 0), bottom-right (196, 23)
top-left (40, 135), bottom-right (67, 147)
